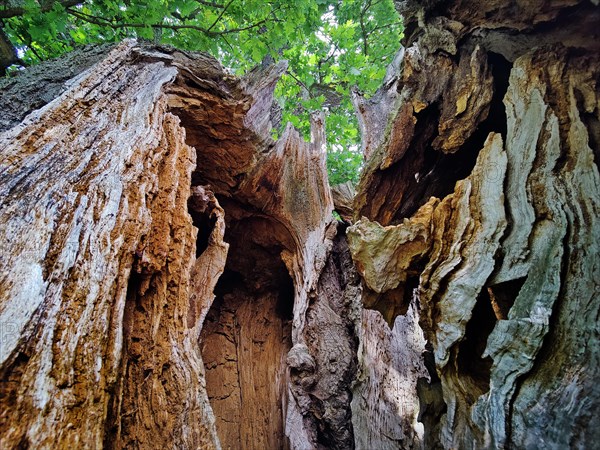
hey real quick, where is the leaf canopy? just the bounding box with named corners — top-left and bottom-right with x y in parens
top-left (1, 0), bottom-right (403, 184)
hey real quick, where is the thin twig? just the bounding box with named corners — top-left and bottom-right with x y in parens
top-left (286, 69), bottom-right (311, 94)
top-left (0, 0), bottom-right (83, 19)
top-left (195, 0), bottom-right (225, 7)
top-left (206, 0), bottom-right (234, 33)
top-left (368, 21), bottom-right (402, 34)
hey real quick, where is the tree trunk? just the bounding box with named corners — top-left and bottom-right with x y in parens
top-left (1, 0), bottom-right (599, 448)
top-left (0, 41), bottom-right (347, 449)
top-left (348, 0), bottom-right (600, 448)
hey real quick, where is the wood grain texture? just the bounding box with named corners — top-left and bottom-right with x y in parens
top-left (1, 1), bottom-right (599, 447)
top-left (0, 41), bottom-right (339, 449)
top-left (348, 1), bottom-right (600, 447)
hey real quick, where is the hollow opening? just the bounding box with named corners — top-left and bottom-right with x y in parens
top-left (487, 276), bottom-right (526, 320)
top-left (170, 82), bottom-right (297, 449)
top-left (395, 52), bottom-right (512, 222)
top-left (199, 212), bottom-right (294, 450)
top-left (187, 199), bottom-right (218, 258)
top-left (360, 101), bottom-right (441, 225)
top-left (453, 275), bottom-right (525, 405)
top-left (455, 288), bottom-right (497, 404)
top-left (371, 51), bottom-right (513, 225)
top-left (574, 85), bottom-right (600, 170)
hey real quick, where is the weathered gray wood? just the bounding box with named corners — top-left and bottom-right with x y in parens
top-left (1, 1), bottom-right (599, 448)
top-left (348, 1), bottom-right (600, 448)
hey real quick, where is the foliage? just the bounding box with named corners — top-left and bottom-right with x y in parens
top-left (1, 0), bottom-right (402, 184)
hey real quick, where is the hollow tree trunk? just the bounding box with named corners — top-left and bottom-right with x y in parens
top-left (0, 41), bottom-right (355, 449)
top-left (348, 0), bottom-right (600, 448)
top-left (1, 0), bottom-right (599, 448)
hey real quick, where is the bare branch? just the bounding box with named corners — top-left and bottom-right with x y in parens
top-left (367, 21), bottom-right (402, 34)
top-left (321, 43), bottom-right (339, 65)
top-left (286, 69), bottom-right (310, 94)
top-left (195, 0), bottom-right (225, 7)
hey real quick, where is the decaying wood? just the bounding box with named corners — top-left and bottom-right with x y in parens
top-left (0, 41), bottom-right (346, 449)
top-left (351, 302), bottom-right (429, 450)
top-left (0, 42), bottom-right (223, 449)
top-left (287, 230), bottom-right (361, 449)
top-left (331, 181), bottom-right (355, 223)
top-left (1, 0), bottom-right (599, 447)
top-left (348, 0), bottom-right (600, 448)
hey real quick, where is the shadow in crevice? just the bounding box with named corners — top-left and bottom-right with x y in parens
top-left (199, 212), bottom-right (294, 450)
top-left (188, 204), bottom-right (217, 258)
top-left (417, 275), bottom-right (525, 449)
top-left (487, 276), bottom-right (526, 320)
top-left (574, 84), bottom-right (600, 170)
top-left (301, 232), bottom-right (360, 450)
top-left (104, 261), bottom-right (150, 449)
top-left (392, 51), bottom-right (513, 223)
top-left (446, 275), bottom-right (525, 410)
top-left (455, 289), bottom-right (497, 403)
top-left (417, 341), bottom-right (447, 450)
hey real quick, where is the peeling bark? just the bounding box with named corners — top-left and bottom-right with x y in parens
top-left (0, 41), bottom-right (345, 449)
top-left (348, 1), bottom-right (600, 448)
top-left (1, 0), bottom-right (599, 448)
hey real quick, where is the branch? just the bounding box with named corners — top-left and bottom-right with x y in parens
top-left (367, 21), bottom-right (402, 34)
top-left (286, 69), bottom-right (310, 95)
top-left (359, 16), bottom-right (368, 56)
top-left (220, 34), bottom-right (238, 58)
top-left (0, 0), bottom-right (83, 19)
top-left (0, 25), bottom-right (17, 74)
top-left (9, 24), bottom-right (43, 61)
top-left (359, 0), bottom-right (373, 56)
top-left (66, 8), bottom-right (271, 37)
top-left (171, 8), bottom-right (202, 21)
top-left (321, 43), bottom-right (339, 65)
top-left (206, 0), bottom-right (234, 33)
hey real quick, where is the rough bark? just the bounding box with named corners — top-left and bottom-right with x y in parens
top-left (348, 0), bottom-right (600, 448)
top-left (1, 0), bottom-right (599, 447)
top-left (0, 41), bottom-right (350, 449)
top-left (0, 43), bottom-right (116, 131)
top-left (287, 229), bottom-right (361, 450)
top-left (0, 42), bottom-right (223, 449)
